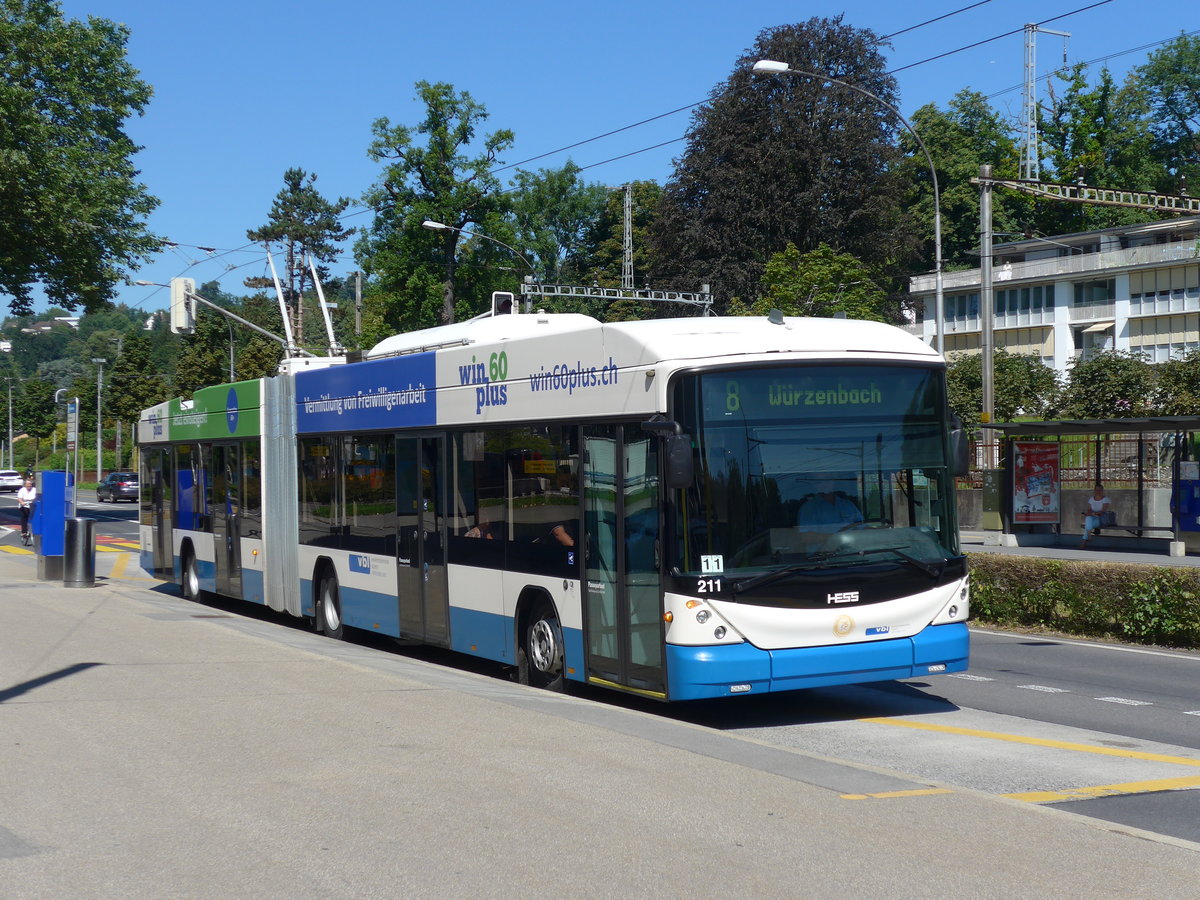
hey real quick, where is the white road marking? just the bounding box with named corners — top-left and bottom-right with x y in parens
top-left (1019, 684), bottom-right (1069, 693)
top-left (1095, 697), bottom-right (1153, 706)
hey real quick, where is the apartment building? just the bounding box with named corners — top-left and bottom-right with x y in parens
top-left (907, 216), bottom-right (1200, 373)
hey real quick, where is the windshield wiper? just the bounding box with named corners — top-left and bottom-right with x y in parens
top-left (730, 547), bottom-right (944, 594)
top-left (853, 546), bottom-right (945, 578)
top-left (730, 556), bottom-right (839, 594)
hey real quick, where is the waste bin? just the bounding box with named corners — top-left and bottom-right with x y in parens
top-left (64, 517), bottom-right (96, 588)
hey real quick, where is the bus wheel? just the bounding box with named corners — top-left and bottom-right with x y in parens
top-left (317, 572), bottom-right (345, 640)
top-left (181, 548), bottom-right (201, 602)
top-left (520, 602), bottom-right (564, 692)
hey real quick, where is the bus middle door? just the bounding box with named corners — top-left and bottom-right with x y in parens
top-left (211, 444), bottom-right (242, 598)
top-left (396, 436), bottom-right (449, 644)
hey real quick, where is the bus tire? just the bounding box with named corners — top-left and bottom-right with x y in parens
top-left (181, 546), bottom-right (201, 603)
top-left (317, 571), bottom-right (345, 640)
top-left (520, 600), bottom-right (565, 692)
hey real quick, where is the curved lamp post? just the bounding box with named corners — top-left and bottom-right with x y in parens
top-left (421, 220), bottom-right (537, 276)
top-left (752, 60), bottom-right (944, 354)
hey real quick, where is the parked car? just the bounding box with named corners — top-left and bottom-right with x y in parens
top-left (97, 472), bottom-right (139, 502)
top-left (0, 470), bottom-right (22, 492)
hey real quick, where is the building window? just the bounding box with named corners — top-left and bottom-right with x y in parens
top-left (1074, 279), bottom-right (1115, 305)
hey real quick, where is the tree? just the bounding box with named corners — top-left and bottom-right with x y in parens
top-left (573, 181), bottom-right (663, 291)
top-left (1061, 350), bottom-right (1154, 419)
top-left (246, 168), bottom-right (352, 347)
top-left (1131, 34), bottom-right (1200, 192)
top-left (510, 162), bottom-right (608, 283)
top-left (358, 81), bottom-right (514, 330)
top-left (903, 91), bottom-right (1023, 271)
top-left (730, 243), bottom-right (892, 320)
top-left (649, 17), bottom-right (913, 308)
top-left (106, 332), bottom-right (169, 425)
top-left (13, 377), bottom-right (57, 467)
top-left (946, 350), bottom-right (1060, 430)
top-left (173, 305), bottom-right (240, 397)
top-left (0, 0), bottom-right (159, 314)
top-left (1152, 349), bottom-right (1200, 414)
top-left (1035, 65), bottom-right (1161, 234)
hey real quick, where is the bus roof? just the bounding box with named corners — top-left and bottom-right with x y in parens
top-left (367, 312), bottom-right (938, 366)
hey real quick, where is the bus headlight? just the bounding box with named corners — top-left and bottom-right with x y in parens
top-left (714, 626), bottom-right (726, 639)
top-left (696, 610), bottom-right (711, 624)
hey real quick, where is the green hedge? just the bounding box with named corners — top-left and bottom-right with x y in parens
top-left (967, 553), bottom-right (1200, 649)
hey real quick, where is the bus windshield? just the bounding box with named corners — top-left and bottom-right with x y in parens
top-left (671, 364), bottom-right (959, 578)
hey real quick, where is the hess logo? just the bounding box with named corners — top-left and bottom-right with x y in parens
top-left (827, 591), bottom-right (860, 605)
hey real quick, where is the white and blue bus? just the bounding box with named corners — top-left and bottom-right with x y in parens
top-left (139, 311), bottom-right (970, 700)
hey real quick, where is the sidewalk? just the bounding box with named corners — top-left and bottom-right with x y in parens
top-left (3, 537), bottom-right (1199, 895)
top-left (961, 529), bottom-right (1200, 568)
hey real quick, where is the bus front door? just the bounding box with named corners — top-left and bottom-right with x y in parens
top-left (583, 426), bottom-right (666, 698)
top-left (210, 444), bottom-right (242, 598)
top-left (396, 436), bottom-right (449, 644)
top-left (142, 448), bottom-right (173, 576)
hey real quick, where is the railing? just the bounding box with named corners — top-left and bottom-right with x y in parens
top-left (913, 240), bottom-right (1200, 294)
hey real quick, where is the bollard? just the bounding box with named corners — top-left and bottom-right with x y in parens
top-left (63, 517), bottom-right (96, 588)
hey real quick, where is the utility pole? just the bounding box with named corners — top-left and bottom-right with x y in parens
top-left (979, 165), bottom-right (995, 468)
top-left (621, 185), bottom-right (634, 289)
top-left (354, 270), bottom-right (362, 337)
top-left (92, 357), bottom-right (106, 482)
top-left (1020, 23), bottom-right (1070, 182)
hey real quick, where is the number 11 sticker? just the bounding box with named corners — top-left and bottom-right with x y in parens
top-left (701, 555), bottom-right (724, 574)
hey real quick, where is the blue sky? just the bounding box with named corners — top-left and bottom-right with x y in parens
top-left (47, 0), bottom-right (1198, 317)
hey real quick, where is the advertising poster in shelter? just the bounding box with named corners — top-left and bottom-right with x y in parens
top-left (1012, 441), bottom-right (1060, 524)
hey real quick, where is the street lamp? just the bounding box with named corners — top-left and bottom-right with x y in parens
top-left (421, 220), bottom-right (537, 276)
top-left (92, 357), bottom-right (106, 482)
top-left (752, 60), bottom-right (944, 354)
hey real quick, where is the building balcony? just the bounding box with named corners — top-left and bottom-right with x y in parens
top-left (911, 240), bottom-right (1200, 295)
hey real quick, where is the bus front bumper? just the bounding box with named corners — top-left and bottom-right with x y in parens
top-left (664, 622), bottom-right (969, 701)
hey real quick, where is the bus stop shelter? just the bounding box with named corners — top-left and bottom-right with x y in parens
top-left (980, 416), bottom-right (1200, 557)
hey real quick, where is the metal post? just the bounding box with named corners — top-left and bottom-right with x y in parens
top-left (6, 376), bottom-right (12, 471)
top-left (980, 165), bottom-right (995, 469)
top-left (354, 270), bottom-right (362, 337)
top-left (92, 358), bottom-right (106, 482)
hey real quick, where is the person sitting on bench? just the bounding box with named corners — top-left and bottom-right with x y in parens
top-left (1080, 483), bottom-right (1111, 549)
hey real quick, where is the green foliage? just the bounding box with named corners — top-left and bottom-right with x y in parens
top-left (649, 17), bottom-right (913, 309)
top-left (510, 162), bottom-right (608, 283)
top-left (968, 554), bottom-right (1200, 648)
top-left (1152, 348), bottom-right (1200, 414)
top-left (358, 81), bottom-right (514, 328)
top-left (0, 0), bottom-right (159, 314)
top-left (1130, 33), bottom-right (1200, 191)
top-left (573, 181), bottom-right (662, 286)
top-left (904, 90), bottom-right (1024, 270)
top-left (728, 243), bottom-right (891, 321)
top-left (1061, 349), bottom-right (1154, 418)
top-left (246, 168), bottom-right (353, 348)
top-left (106, 331), bottom-right (170, 424)
top-left (946, 349), bottom-right (1060, 428)
top-left (1037, 65), bottom-right (1162, 233)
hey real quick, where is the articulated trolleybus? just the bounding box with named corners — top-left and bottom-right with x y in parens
top-left (139, 311), bottom-right (970, 701)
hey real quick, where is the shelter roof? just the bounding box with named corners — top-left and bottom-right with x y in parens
top-left (982, 416), bottom-right (1200, 436)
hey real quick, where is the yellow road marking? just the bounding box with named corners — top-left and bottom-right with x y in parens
top-left (0, 545), bottom-right (32, 555)
top-left (109, 551), bottom-right (130, 580)
top-left (841, 788), bottom-right (954, 800)
top-left (1005, 775), bottom-right (1200, 803)
top-left (862, 717), bottom-right (1200, 768)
